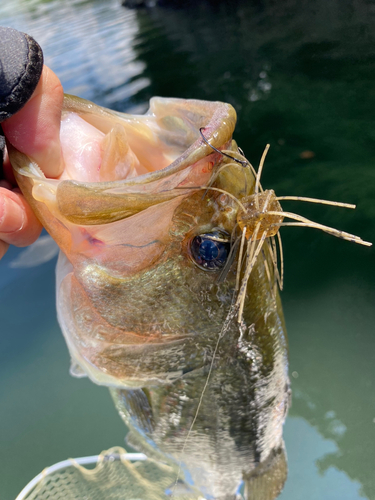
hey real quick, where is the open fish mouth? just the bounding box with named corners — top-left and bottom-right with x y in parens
top-left (11, 96), bottom-right (237, 225)
top-left (54, 96), bottom-right (237, 225)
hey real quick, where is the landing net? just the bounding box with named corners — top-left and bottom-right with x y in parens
top-left (16, 447), bottom-right (203, 500)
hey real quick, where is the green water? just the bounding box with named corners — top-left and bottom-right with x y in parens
top-left (1, 0), bottom-right (375, 498)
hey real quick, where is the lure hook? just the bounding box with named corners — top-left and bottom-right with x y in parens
top-left (199, 127), bottom-right (249, 168)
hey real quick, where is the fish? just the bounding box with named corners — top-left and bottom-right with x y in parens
top-left (9, 95), bottom-right (371, 500)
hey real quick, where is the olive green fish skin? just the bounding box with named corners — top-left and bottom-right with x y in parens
top-left (110, 242), bottom-right (289, 498)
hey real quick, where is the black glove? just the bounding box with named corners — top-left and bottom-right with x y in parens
top-left (0, 26), bottom-right (43, 173)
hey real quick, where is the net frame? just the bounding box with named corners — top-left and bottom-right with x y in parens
top-left (16, 452), bottom-right (147, 500)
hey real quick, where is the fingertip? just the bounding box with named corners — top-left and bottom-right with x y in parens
top-left (0, 188), bottom-right (42, 247)
top-left (34, 66), bottom-right (65, 177)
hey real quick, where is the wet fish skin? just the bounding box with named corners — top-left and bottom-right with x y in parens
top-left (110, 201), bottom-right (289, 497)
top-left (9, 95), bottom-right (289, 499)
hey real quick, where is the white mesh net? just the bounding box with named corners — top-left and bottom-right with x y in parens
top-left (17, 447), bottom-right (204, 500)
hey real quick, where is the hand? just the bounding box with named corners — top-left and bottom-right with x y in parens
top-left (0, 27), bottom-right (64, 260)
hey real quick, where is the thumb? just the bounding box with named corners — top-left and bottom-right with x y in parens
top-left (2, 65), bottom-right (64, 178)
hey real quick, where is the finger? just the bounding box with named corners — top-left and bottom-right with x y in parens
top-left (1, 148), bottom-right (16, 186)
top-left (2, 65), bottom-right (64, 178)
top-left (0, 187), bottom-right (42, 247)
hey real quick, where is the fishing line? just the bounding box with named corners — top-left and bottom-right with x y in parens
top-left (171, 299), bottom-right (238, 498)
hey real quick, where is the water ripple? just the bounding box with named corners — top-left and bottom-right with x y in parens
top-left (0, 0), bottom-right (150, 110)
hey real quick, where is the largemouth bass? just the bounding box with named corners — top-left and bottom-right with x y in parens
top-left (9, 95), bottom-right (370, 500)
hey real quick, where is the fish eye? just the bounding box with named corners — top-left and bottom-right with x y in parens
top-left (190, 231), bottom-right (230, 271)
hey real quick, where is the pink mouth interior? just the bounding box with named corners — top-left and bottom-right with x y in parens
top-left (59, 113), bottom-right (178, 183)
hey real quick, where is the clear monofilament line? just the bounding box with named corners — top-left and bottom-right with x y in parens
top-left (276, 231), bottom-right (284, 289)
top-left (171, 300), bottom-right (237, 498)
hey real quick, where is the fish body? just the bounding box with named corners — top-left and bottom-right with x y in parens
top-left (10, 95), bottom-right (290, 499)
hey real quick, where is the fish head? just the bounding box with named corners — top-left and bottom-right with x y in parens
top-left (9, 95), bottom-right (284, 392)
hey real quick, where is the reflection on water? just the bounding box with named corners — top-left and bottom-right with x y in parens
top-left (2, 0), bottom-right (149, 109)
top-left (1, 0), bottom-right (375, 499)
top-left (280, 417), bottom-right (363, 500)
top-left (284, 279), bottom-right (375, 499)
